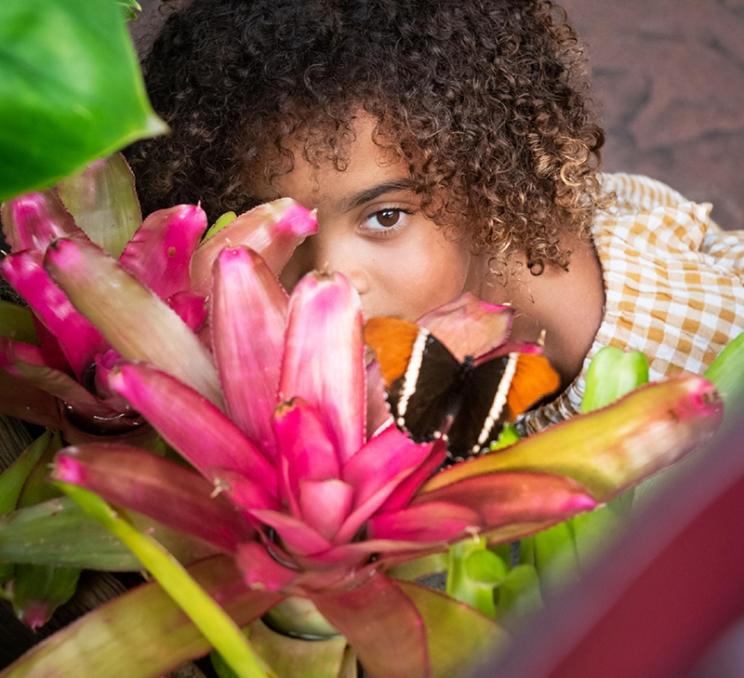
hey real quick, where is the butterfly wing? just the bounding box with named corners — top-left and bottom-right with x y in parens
top-left (447, 351), bottom-right (561, 460)
top-left (364, 317), bottom-right (460, 442)
top-left (446, 355), bottom-right (513, 460)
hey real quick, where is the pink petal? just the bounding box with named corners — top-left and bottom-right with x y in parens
top-left (212, 247), bottom-right (287, 455)
top-left (248, 509), bottom-right (332, 556)
top-left (298, 479), bottom-right (354, 541)
top-left (418, 292), bottom-right (514, 362)
top-left (474, 339), bottom-right (544, 366)
top-left (273, 398), bottom-right (340, 515)
top-left (166, 291), bottom-right (207, 332)
top-left (1, 250), bottom-right (107, 379)
top-left (343, 425), bottom-right (433, 509)
top-left (53, 446), bottom-right (254, 552)
top-left (378, 441), bottom-right (448, 513)
top-left (108, 362), bottom-right (276, 494)
top-left (280, 272), bottom-right (364, 464)
top-left (236, 542), bottom-right (299, 592)
top-left (367, 502), bottom-right (482, 542)
top-left (1, 191), bottom-right (83, 252)
top-left (310, 573), bottom-right (429, 678)
top-left (118, 205), bottom-right (207, 300)
top-left (334, 426), bottom-right (435, 543)
top-left (44, 237), bottom-right (222, 405)
top-left (211, 469), bottom-right (278, 513)
top-left (190, 199), bottom-right (317, 295)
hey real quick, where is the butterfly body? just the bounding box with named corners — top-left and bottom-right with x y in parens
top-left (365, 317), bottom-right (560, 463)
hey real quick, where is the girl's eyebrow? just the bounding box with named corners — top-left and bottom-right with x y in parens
top-left (343, 179), bottom-right (414, 211)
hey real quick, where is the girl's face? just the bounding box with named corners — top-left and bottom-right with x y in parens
top-left (254, 114), bottom-right (490, 320)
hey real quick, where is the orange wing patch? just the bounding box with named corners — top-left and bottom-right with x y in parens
top-left (364, 317), bottom-right (421, 386)
top-left (507, 353), bottom-right (561, 417)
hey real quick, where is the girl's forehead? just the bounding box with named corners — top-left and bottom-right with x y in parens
top-left (255, 113), bottom-right (413, 208)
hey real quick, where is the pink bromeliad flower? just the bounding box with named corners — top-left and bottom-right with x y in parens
top-left (0, 162), bottom-right (316, 440)
top-left (46, 234), bottom-right (722, 677)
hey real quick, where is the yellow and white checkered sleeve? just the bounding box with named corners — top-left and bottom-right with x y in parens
top-left (518, 173), bottom-right (744, 435)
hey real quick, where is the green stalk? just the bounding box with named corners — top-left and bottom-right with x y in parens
top-left (59, 483), bottom-right (273, 678)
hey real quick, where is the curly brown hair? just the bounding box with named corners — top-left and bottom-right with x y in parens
top-left (127, 0), bottom-right (606, 269)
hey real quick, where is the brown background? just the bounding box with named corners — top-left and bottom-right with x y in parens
top-left (129, 0), bottom-right (741, 233)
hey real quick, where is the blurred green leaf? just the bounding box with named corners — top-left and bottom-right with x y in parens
top-left (494, 564), bottom-right (543, 628)
top-left (118, 0), bottom-right (142, 21)
top-left (0, 0), bottom-right (167, 201)
top-left (581, 346), bottom-right (649, 413)
top-left (705, 331), bottom-right (744, 415)
top-left (531, 522), bottom-right (580, 598)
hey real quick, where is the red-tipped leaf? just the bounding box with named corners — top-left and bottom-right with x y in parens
top-left (53, 446), bottom-right (254, 553)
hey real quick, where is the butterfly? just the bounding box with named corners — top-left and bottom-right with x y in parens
top-left (364, 317), bottom-right (560, 462)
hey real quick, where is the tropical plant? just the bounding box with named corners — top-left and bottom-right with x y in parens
top-left (1, 230), bottom-right (723, 676)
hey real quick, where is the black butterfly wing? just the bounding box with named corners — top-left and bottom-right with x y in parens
top-left (445, 354), bottom-right (514, 460)
top-left (385, 331), bottom-right (461, 443)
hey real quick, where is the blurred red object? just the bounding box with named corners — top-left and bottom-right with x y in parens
top-left (485, 410), bottom-right (744, 678)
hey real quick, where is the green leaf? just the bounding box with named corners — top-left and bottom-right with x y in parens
top-left (10, 563), bottom-right (80, 630)
top-left (531, 521), bottom-right (580, 597)
top-left (203, 211), bottom-right (238, 241)
top-left (6, 430), bottom-right (80, 629)
top-left (446, 537), bottom-right (506, 618)
top-left (55, 153), bottom-right (143, 258)
top-left (3, 556), bottom-right (281, 677)
top-left (571, 502), bottom-right (628, 568)
top-left (398, 581), bottom-right (509, 677)
top-left (489, 422), bottom-right (520, 451)
top-left (213, 620), bottom-right (349, 678)
top-left (494, 564), bottom-right (543, 628)
top-left (0, 300), bottom-right (37, 344)
top-left (59, 483), bottom-right (272, 678)
top-left (0, 0), bottom-right (167, 201)
top-left (0, 496), bottom-right (216, 570)
top-left (705, 331), bottom-right (744, 415)
top-left (581, 345), bottom-right (649, 413)
top-left (118, 0), bottom-right (142, 21)
top-left (0, 431), bottom-right (51, 515)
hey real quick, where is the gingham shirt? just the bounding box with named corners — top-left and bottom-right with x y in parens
top-left (518, 172), bottom-right (744, 435)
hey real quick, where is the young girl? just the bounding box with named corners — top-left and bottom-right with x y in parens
top-left (128, 0), bottom-right (744, 434)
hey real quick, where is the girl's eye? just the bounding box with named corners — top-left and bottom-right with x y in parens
top-left (360, 208), bottom-right (412, 236)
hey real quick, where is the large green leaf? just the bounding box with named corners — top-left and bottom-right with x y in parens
top-left (0, 497), bottom-right (216, 570)
top-left (2, 556), bottom-right (281, 678)
top-left (398, 581), bottom-right (509, 677)
top-left (0, 0), bottom-right (166, 201)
